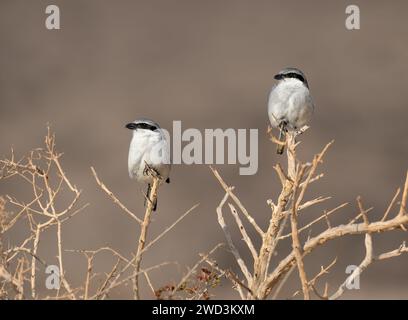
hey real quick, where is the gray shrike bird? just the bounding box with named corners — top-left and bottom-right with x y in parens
top-left (126, 118), bottom-right (171, 211)
top-left (268, 67), bottom-right (314, 154)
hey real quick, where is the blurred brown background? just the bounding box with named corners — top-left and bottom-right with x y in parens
top-left (1, 0), bottom-right (407, 299)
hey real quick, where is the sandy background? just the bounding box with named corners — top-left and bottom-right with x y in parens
top-left (1, 0), bottom-right (407, 299)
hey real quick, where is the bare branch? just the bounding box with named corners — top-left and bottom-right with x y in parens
top-left (279, 202), bottom-right (348, 241)
top-left (399, 171), bottom-right (408, 217)
top-left (290, 165), bottom-right (310, 300)
top-left (210, 166), bottom-right (264, 236)
top-left (228, 203), bottom-right (258, 261)
top-left (216, 192), bottom-right (252, 285)
top-left (91, 167), bottom-right (143, 225)
top-left (382, 188), bottom-right (400, 221)
top-left (141, 204), bottom-right (199, 255)
top-left (133, 174), bottom-right (160, 300)
top-left (329, 233), bottom-right (373, 300)
top-left (170, 243), bottom-right (223, 297)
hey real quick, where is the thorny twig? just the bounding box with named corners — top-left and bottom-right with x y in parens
top-left (210, 126), bottom-right (408, 300)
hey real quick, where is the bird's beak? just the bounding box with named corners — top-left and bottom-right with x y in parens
top-left (274, 74), bottom-right (283, 80)
top-left (125, 123), bottom-right (137, 130)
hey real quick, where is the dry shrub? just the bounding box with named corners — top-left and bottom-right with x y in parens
top-left (0, 127), bottom-right (407, 300)
top-left (209, 127), bottom-right (408, 299)
top-left (0, 128), bottom-right (212, 300)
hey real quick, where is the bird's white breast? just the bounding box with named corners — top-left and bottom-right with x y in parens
top-left (268, 79), bottom-right (314, 130)
top-left (128, 130), bottom-right (171, 182)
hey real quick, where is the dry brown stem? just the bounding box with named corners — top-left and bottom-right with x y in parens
top-left (210, 127), bottom-right (408, 299)
top-left (2, 126), bottom-right (407, 300)
top-left (1, 129), bottom-right (199, 300)
top-left (133, 172), bottom-right (160, 300)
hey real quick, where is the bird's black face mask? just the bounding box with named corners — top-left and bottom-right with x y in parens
top-left (274, 73), bottom-right (308, 88)
top-left (125, 123), bottom-right (158, 131)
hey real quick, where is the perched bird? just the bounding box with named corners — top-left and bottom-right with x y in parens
top-left (268, 67), bottom-right (315, 154)
top-left (126, 118), bottom-right (171, 211)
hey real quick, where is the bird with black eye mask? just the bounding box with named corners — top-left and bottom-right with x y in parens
top-left (126, 118), bottom-right (171, 211)
top-left (268, 67), bottom-right (315, 154)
